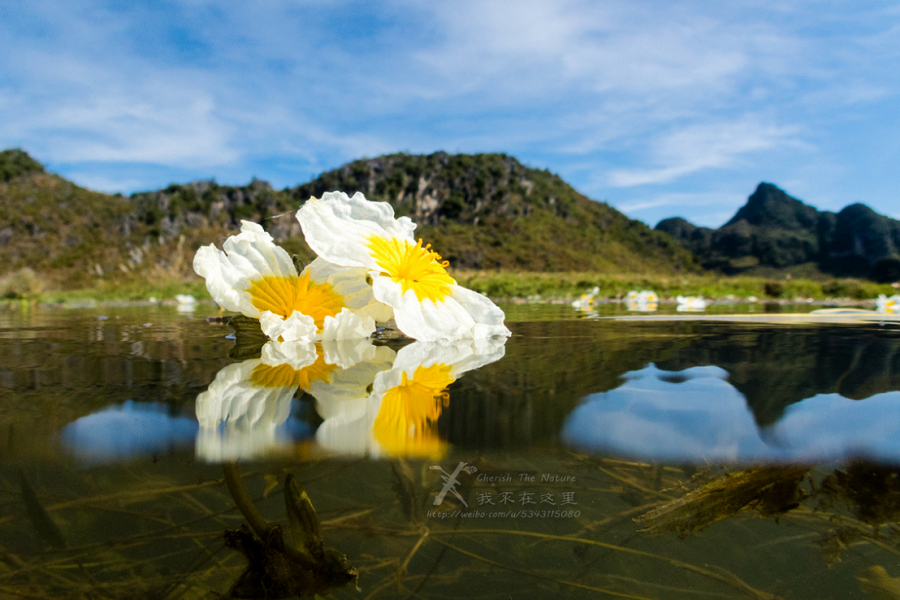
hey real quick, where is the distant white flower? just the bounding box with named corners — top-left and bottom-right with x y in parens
top-left (572, 286), bottom-right (600, 310)
top-left (193, 221), bottom-right (388, 342)
top-left (876, 294), bottom-right (900, 314)
top-left (625, 289), bottom-right (658, 312)
top-left (175, 293), bottom-right (197, 312)
top-left (676, 295), bottom-right (708, 311)
top-left (297, 192), bottom-right (511, 341)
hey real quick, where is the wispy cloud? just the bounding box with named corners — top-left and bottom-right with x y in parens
top-left (0, 0), bottom-right (898, 226)
top-left (617, 191), bottom-right (749, 227)
top-left (608, 119), bottom-right (805, 187)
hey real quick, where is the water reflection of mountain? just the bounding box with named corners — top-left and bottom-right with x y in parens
top-left (441, 320), bottom-right (900, 449)
top-left (653, 323), bottom-right (900, 426)
top-left (0, 311), bottom-right (234, 434)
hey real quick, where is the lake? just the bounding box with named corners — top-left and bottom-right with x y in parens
top-left (2, 301), bottom-right (900, 599)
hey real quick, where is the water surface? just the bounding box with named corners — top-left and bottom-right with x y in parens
top-left (2, 302), bottom-right (900, 599)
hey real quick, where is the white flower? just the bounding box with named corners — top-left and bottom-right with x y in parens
top-left (315, 338), bottom-right (506, 458)
top-left (572, 286), bottom-right (599, 310)
top-left (297, 192), bottom-right (511, 341)
top-left (676, 295), bottom-right (708, 311)
top-left (625, 289), bottom-right (658, 312)
top-left (876, 294), bottom-right (900, 314)
top-left (193, 220), bottom-right (387, 342)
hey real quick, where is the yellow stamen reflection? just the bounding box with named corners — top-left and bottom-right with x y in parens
top-left (372, 364), bottom-right (455, 457)
top-left (249, 352), bottom-right (336, 392)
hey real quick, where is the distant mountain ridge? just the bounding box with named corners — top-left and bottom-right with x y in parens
top-left (0, 149), bottom-right (697, 290)
top-left (656, 183), bottom-right (900, 281)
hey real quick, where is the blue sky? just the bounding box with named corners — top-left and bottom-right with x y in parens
top-left (2, 1), bottom-right (899, 227)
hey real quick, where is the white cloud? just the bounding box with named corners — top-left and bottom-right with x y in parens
top-left (65, 173), bottom-right (149, 194)
top-left (1, 0), bottom-right (899, 216)
top-left (618, 192), bottom-right (733, 214)
top-left (608, 119), bottom-right (804, 187)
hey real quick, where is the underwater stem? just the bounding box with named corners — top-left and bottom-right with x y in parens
top-left (222, 463), bottom-right (272, 539)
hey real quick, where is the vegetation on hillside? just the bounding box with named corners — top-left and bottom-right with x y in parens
top-left (0, 149), bottom-right (699, 295)
top-left (293, 152), bottom-right (698, 272)
top-left (1, 148), bottom-right (44, 182)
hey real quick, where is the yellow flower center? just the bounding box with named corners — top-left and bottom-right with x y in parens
top-left (246, 272), bottom-right (344, 329)
top-left (368, 236), bottom-right (455, 303)
top-left (249, 352), bottom-right (336, 392)
top-left (372, 364), bottom-right (455, 457)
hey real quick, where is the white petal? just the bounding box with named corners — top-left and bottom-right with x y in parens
top-left (192, 221), bottom-right (298, 318)
top-left (297, 191), bottom-right (415, 270)
top-left (194, 360), bottom-right (295, 432)
top-left (371, 277), bottom-right (468, 341)
top-left (318, 308), bottom-right (376, 342)
top-left (223, 221), bottom-right (296, 280)
top-left (448, 286), bottom-right (512, 338)
top-left (318, 338), bottom-right (377, 369)
top-left (193, 244), bottom-right (257, 315)
top-left (303, 257), bottom-right (392, 322)
top-left (372, 277), bottom-right (510, 341)
top-left (260, 340), bottom-right (318, 370)
top-left (373, 339), bottom-right (506, 395)
top-left (259, 310), bottom-right (317, 342)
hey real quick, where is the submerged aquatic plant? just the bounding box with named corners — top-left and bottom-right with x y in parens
top-left (222, 464), bottom-right (358, 599)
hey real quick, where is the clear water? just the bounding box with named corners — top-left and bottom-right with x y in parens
top-left (3, 302), bottom-right (900, 599)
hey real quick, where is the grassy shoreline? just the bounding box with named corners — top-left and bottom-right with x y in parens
top-left (3, 270), bottom-right (896, 306)
top-left (454, 270), bottom-right (896, 302)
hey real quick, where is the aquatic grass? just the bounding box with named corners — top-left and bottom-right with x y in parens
top-left (3, 455), bottom-right (899, 599)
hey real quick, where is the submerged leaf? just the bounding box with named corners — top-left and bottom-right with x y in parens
top-left (285, 473), bottom-right (324, 559)
top-left (858, 566), bottom-right (900, 600)
top-left (18, 469), bottom-right (66, 549)
top-left (818, 464), bottom-right (900, 525)
top-left (635, 466), bottom-right (808, 537)
top-left (391, 460), bottom-right (423, 524)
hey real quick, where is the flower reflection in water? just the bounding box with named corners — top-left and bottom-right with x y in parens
top-left (317, 339), bottom-right (506, 458)
top-left (195, 337), bottom-right (506, 461)
top-left (196, 340), bottom-right (347, 461)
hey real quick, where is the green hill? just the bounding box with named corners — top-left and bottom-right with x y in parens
top-left (0, 149), bottom-right (698, 293)
top-left (656, 182), bottom-right (900, 281)
top-left (290, 152), bottom-right (697, 272)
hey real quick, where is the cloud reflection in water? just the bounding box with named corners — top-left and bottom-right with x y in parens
top-left (62, 401), bottom-right (198, 463)
top-left (562, 363), bottom-right (900, 464)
